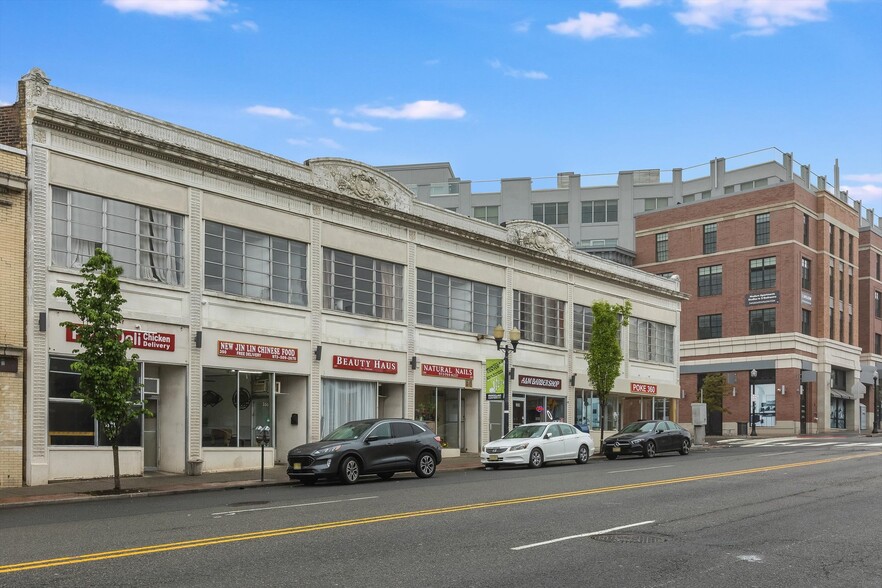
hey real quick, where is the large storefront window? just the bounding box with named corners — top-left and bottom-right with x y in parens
top-left (202, 368), bottom-right (274, 447)
top-left (320, 379), bottom-right (377, 438)
top-left (51, 187), bottom-right (184, 285)
top-left (48, 356), bottom-right (141, 447)
top-left (415, 387), bottom-right (463, 449)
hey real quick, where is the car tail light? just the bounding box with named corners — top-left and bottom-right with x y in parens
top-left (434, 435), bottom-right (442, 443)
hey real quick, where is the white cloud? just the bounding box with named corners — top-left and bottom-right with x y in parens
top-left (616, 0), bottom-right (658, 7)
top-left (674, 0), bottom-right (829, 36)
top-left (333, 117), bottom-right (380, 132)
top-left (845, 173), bottom-right (882, 184)
top-left (287, 137), bottom-right (343, 150)
top-left (105, 0), bottom-right (227, 19)
top-left (356, 100), bottom-right (466, 120)
top-left (424, 59), bottom-right (441, 66)
top-left (513, 19), bottom-right (532, 33)
top-left (547, 11), bottom-right (652, 39)
top-left (245, 105), bottom-right (307, 121)
top-left (489, 59), bottom-right (548, 80)
top-left (843, 183), bottom-right (882, 209)
top-left (232, 20), bottom-right (259, 32)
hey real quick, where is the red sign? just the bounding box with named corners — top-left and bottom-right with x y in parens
top-left (518, 375), bottom-right (562, 390)
top-left (631, 382), bottom-right (658, 395)
top-left (332, 355), bottom-right (398, 374)
top-left (217, 340), bottom-right (298, 362)
top-left (66, 327), bottom-right (175, 352)
top-left (421, 363), bottom-right (474, 379)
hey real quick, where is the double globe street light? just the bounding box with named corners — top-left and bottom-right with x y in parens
top-left (493, 325), bottom-right (520, 435)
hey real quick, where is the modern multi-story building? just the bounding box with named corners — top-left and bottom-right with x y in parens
top-left (634, 174), bottom-right (881, 435)
top-left (0, 101), bottom-right (27, 488)
top-left (2, 69), bottom-right (682, 486)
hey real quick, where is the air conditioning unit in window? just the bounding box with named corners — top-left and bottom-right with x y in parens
top-left (143, 377), bottom-right (160, 395)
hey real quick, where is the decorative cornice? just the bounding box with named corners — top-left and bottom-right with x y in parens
top-left (306, 158), bottom-right (413, 213)
top-left (505, 220), bottom-right (571, 259)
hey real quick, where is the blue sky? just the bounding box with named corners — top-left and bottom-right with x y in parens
top-left (2, 0), bottom-right (881, 213)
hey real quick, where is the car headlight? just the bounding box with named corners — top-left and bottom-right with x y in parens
top-left (630, 439), bottom-right (643, 445)
top-left (311, 445), bottom-right (342, 456)
top-left (510, 443), bottom-right (529, 451)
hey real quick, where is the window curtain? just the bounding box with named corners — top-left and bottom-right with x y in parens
top-left (321, 380), bottom-right (377, 437)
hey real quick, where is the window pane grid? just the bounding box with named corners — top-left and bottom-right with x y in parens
top-left (629, 318), bottom-right (674, 364)
top-left (514, 290), bottom-right (565, 346)
top-left (324, 249), bottom-right (403, 320)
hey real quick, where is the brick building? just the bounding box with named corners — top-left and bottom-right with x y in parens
top-left (0, 96), bottom-right (27, 487)
top-left (636, 177), bottom-right (882, 435)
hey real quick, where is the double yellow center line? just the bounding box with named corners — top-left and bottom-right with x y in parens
top-left (3, 451), bottom-right (878, 574)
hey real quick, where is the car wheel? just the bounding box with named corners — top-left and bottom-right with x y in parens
top-left (415, 451), bottom-right (437, 478)
top-left (643, 441), bottom-right (657, 458)
top-left (339, 456), bottom-right (360, 484)
top-left (377, 472), bottom-right (394, 480)
top-left (576, 444), bottom-right (590, 464)
top-left (679, 439), bottom-right (691, 455)
top-left (605, 452), bottom-right (618, 460)
top-left (528, 448), bottom-right (544, 468)
top-left (301, 478), bottom-right (316, 486)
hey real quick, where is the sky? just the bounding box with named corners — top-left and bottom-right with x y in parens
top-left (1, 0), bottom-right (881, 215)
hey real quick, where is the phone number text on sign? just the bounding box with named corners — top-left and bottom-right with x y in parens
top-left (217, 340), bottom-right (299, 362)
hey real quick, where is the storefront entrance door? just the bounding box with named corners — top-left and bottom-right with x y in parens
top-left (512, 396), bottom-right (526, 427)
top-left (144, 396), bottom-right (158, 470)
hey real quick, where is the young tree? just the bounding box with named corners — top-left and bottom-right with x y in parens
top-left (586, 300), bottom-right (632, 443)
top-left (54, 249), bottom-right (146, 491)
top-left (700, 373), bottom-right (728, 415)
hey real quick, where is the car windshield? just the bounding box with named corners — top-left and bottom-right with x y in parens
top-left (323, 421), bottom-right (373, 441)
top-left (503, 425), bottom-right (546, 439)
top-left (620, 421), bottom-right (657, 434)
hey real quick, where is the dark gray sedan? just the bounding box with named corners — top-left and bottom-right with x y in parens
top-left (603, 419), bottom-right (692, 459)
top-left (287, 419), bottom-right (442, 485)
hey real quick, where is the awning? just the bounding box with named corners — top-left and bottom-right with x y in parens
top-left (830, 389), bottom-right (853, 399)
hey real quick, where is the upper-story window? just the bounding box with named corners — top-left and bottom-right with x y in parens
top-left (829, 224), bottom-right (835, 254)
top-left (532, 202), bottom-right (568, 225)
top-left (51, 187), bottom-right (184, 286)
top-left (429, 182), bottom-right (459, 196)
top-left (572, 303), bottom-right (595, 351)
top-left (629, 318), bottom-right (675, 364)
top-left (755, 213), bottom-right (770, 245)
top-left (749, 257), bottom-right (776, 290)
top-left (323, 249), bottom-right (403, 321)
top-left (803, 214), bottom-right (810, 245)
top-left (749, 308), bottom-right (776, 335)
top-left (849, 234), bottom-right (854, 263)
top-left (698, 314), bottom-right (722, 340)
top-left (839, 229), bottom-right (845, 259)
top-left (581, 200), bottom-right (618, 223)
top-left (644, 197), bottom-right (669, 212)
top-left (416, 269), bottom-right (502, 335)
top-left (876, 291), bottom-right (881, 319)
top-left (473, 206), bottom-right (499, 224)
top-left (513, 291), bottom-right (565, 346)
top-left (802, 258), bottom-right (811, 290)
top-left (698, 265), bottom-right (722, 297)
top-left (204, 221), bottom-right (307, 305)
top-left (703, 223), bottom-right (717, 254)
top-left (656, 233), bottom-right (668, 262)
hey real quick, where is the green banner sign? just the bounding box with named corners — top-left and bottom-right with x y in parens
top-left (485, 358), bottom-right (504, 400)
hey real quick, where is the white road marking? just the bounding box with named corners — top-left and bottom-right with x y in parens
top-left (608, 465), bottom-right (674, 474)
top-left (511, 520), bottom-right (655, 550)
top-left (211, 496), bottom-right (378, 517)
top-left (757, 451), bottom-right (797, 457)
top-left (800, 442), bottom-right (840, 446)
top-left (737, 555), bottom-right (763, 563)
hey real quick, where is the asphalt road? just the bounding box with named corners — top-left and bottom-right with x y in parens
top-left (2, 439), bottom-right (881, 588)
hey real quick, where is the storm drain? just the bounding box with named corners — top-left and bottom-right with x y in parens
top-left (591, 533), bottom-right (669, 544)
top-left (226, 501), bottom-right (270, 507)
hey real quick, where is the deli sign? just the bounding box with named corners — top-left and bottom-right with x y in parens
top-left (66, 327), bottom-right (175, 352)
top-left (332, 355), bottom-right (398, 374)
top-left (421, 363), bottom-right (474, 379)
top-left (217, 340), bottom-right (298, 362)
top-left (631, 382), bottom-right (658, 395)
top-left (518, 375), bottom-right (562, 390)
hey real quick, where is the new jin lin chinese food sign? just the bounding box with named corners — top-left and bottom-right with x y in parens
top-left (217, 340), bottom-right (298, 362)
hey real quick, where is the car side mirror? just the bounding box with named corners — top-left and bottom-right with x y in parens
top-left (544, 433), bottom-right (552, 439)
top-left (365, 436), bottom-right (378, 443)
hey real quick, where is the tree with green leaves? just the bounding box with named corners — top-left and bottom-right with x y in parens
top-left (586, 300), bottom-right (632, 443)
top-left (53, 249), bottom-right (146, 491)
top-left (700, 373), bottom-right (728, 415)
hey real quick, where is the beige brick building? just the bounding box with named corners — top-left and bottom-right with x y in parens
top-left (0, 96), bottom-right (27, 487)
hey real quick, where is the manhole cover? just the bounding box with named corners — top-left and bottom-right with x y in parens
top-left (227, 501), bottom-right (270, 507)
top-left (592, 533), bottom-right (669, 544)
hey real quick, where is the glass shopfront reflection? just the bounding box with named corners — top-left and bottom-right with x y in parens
top-left (202, 368), bottom-right (274, 447)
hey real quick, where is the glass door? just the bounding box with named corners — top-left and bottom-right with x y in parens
top-left (143, 396), bottom-right (158, 470)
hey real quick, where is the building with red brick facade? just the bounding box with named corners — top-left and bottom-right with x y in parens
top-left (636, 164), bottom-right (882, 435)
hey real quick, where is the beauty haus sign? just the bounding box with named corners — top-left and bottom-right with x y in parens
top-left (332, 355), bottom-right (398, 374)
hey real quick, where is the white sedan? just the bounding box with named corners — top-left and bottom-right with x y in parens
top-left (481, 422), bottom-right (595, 469)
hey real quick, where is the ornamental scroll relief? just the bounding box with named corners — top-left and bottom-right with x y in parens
top-left (307, 158), bottom-right (413, 213)
top-left (505, 220), bottom-right (572, 260)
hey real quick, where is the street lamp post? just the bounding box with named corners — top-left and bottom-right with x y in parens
top-left (873, 373), bottom-right (880, 435)
top-left (493, 324), bottom-right (520, 436)
top-left (750, 368), bottom-right (758, 437)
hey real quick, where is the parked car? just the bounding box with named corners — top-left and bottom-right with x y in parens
top-left (602, 419), bottom-right (691, 459)
top-left (481, 422), bottom-right (595, 469)
top-left (286, 419), bottom-right (442, 485)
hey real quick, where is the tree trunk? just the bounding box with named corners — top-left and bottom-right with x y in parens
top-left (600, 398), bottom-right (606, 443)
top-left (113, 443), bottom-right (121, 491)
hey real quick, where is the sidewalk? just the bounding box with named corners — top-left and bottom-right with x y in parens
top-left (0, 454), bottom-right (486, 509)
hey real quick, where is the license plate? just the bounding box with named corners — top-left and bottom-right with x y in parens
top-left (612, 447), bottom-right (621, 453)
top-left (292, 463), bottom-right (302, 470)
top-left (488, 455), bottom-right (499, 461)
